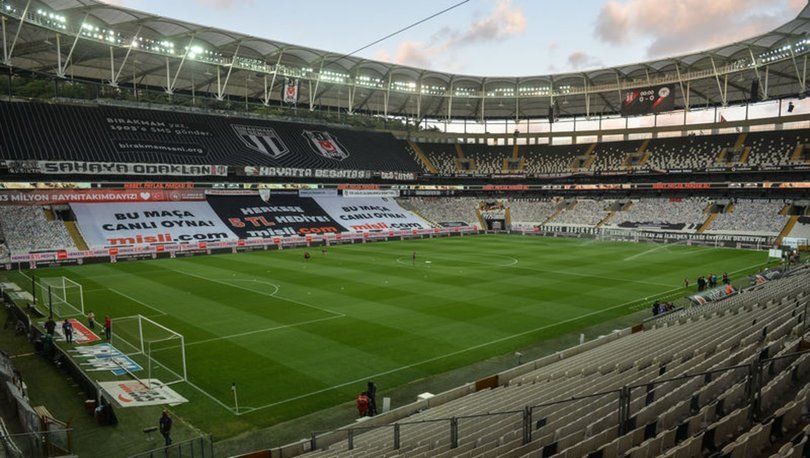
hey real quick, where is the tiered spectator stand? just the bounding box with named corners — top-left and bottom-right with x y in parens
top-left (295, 266), bottom-right (810, 458)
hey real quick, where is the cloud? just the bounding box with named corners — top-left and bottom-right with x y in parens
top-left (595, 0), bottom-right (805, 58)
top-left (376, 0), bottom-right (526, 70)
top-left (445, 0), bottom-right (526, 47)
top-left (567, 51), bottom-right (603, 70)
top-left (393, 41), bottom-right (434, 69)
top-left (595, 1), bottom-right (630, 45)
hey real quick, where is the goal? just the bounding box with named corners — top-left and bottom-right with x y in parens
top-left (34, 276), bottom-right (85, 318)
top-left (111, 315), bottom-right (188, 387)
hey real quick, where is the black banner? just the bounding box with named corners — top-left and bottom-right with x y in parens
top-left (206, 194), bottom-right (347, 238)
top-left (621, 84), bottom-right (675, 117)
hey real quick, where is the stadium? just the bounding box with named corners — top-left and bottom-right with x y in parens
top-left (0, 0), bottom-right (808, 457)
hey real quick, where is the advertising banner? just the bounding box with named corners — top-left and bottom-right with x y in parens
top-left (298, 189), bottom-right (338, 197)
top-left (342, 189), bottom-right (400, 198)
top-left (313, 196), bottom-right (432, 232)
top-left (207, 193), bottom-right (347, 238)
top-left (621, 84), bottom-right (675, 116)
top-left (99, 379), bottom-right (188, 407)
top-left (240, 166), bottom-right (373, 180)
top-left (71, 343), bottom-right (142, 375)
top-left (0, 189), bottom-right (204, 205)
top-left (72, 202), bottom-right (238, 248)
top-left (9, 161), bottom-right (228, 176)
top-left (49, 319), bottom-right (100, 344)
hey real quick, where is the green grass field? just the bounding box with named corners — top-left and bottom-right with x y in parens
top-left (8, 235), bottom-right (770, 440)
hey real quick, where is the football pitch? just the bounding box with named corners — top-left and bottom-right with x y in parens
top-left (10, 235), bottom-right (770, 438)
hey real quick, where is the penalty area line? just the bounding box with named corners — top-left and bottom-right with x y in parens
top-left (165, 267), bottom-right (344, 318)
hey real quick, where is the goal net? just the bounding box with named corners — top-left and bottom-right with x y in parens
top-left (34, 276), bottom-right (85, 318)
top-left (111, 315), bottom-right (187, 388)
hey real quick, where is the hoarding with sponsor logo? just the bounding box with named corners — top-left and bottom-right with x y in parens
top-left (99, 379), bottom-right (188, 407)
top-left (71, 202), bottom-right (238, 248)
top-left (313, 196), bottom-right (432, 232)
top-left (206, 193), bottom-right (347, 238)
top-left (8, 161), bottom-right (227, 176)
top-left (0, 188), bottom-right (204, 205)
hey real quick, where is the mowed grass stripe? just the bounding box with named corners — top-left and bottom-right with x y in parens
top-left (10, 235), bottom-right (769, 437)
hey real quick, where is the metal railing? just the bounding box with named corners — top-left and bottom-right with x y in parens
top-left (126, 435), bottom-right (214, 458)
top-left (308, 348), bottom-right (810, 454)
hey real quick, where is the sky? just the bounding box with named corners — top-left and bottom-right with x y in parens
top-left (101, 0), bottom-right (808, 77)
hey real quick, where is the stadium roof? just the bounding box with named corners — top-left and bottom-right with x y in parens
top-left (3, 0), bottom-right (810, 121)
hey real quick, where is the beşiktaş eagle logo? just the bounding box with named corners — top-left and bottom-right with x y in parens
top-left (232, 124), bottom-right (290, 159)
top-left (302, 130), bottom-right (349, 161)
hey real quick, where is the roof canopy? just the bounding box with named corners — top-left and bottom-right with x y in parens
top-left (3, 0), bottom-right (810, 120)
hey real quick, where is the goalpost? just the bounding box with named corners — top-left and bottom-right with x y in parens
top-left (32, 276), bottom-right (85, 318)
top-left (110, 314), bottom-right (187, 388)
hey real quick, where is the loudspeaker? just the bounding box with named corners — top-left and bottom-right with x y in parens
top-left (548, 106), bottom-right (555, 123)
top-left (788, 102), bottom-right (795, 113)
top-left (750, 79), bottom-right (760, 103)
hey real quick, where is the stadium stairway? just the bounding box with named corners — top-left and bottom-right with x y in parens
top-left (791, 144), bottom-right (806, 162)
top-left (298, 267), bottom-right (810, 458)
top-left (596, 211), bottom-right (615, 228)
top-left (396, 200), bottom-right (438, 227)
top-left (407, 142), bottom-right (439, 174)
top-left (776, 215), bottom-right (800, 246)
top-left (475, 207), bottom-right (487, 229)
top-left (64, 221), bottom-right (89, 251)
top-left (541, 206), bottom-right (565, 226)
top-left (697, 213), bottom-right (718, 233)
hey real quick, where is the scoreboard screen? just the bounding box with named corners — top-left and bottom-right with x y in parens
top-left (621, 84), bottom-right (675, 117)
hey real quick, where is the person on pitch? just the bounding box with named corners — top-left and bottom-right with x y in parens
top-left (356, 391), bottom-right (369, 417)
top-left (367, 381), bottom-right (377, 416)
top-left (104, 315), bottom-right (112, 340)
top-left (62, 319), bottom-right (73, 344)
top-left (159, 410), bottom-right (173, 446)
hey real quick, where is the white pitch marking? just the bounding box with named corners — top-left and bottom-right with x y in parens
top-left (109, 288), bottom-right (167, 317)
top-left (232, 284), bottom-right (683, 415)
top-left (623, 244), bottom-right (672, 261)
top-left (176, 315), bottom-right (345, 348)
top-left (395, 255), bottom-right (518, 268)
top-left (164, 267), bottom-right (344, 317)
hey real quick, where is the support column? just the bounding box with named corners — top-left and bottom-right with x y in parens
top-left (168, 35), bottom-right (196, 95)
top-left (5, 0), bottom-right (31, 65)
top-left (310, 56), bottom-right (324, 111)
top-left (447, 78), bottom-right (454, 122)
top-left (384, 72), bottom-right (391, 117)
top-left (111, 25), bottom-right (141, 88)
top-left (710, 56), bottom-right (728, 106)
top-left (1, 16), bottom-right (7, 64)
top-left (217, 43), bottom-right (242, 100)
top-left (264, 51), bottom-right (284, 106)
top-left (58, 12), bottom-right (89, 78)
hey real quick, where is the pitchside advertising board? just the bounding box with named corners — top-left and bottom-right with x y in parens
top-left (206, 194), bottom-right (347, 238)
top-left (620, 84), bottom-right (675, 117)
top-left (313, 197), bottom-right (432, 232)
top-left (71, 202), bottom-right (238, 248)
